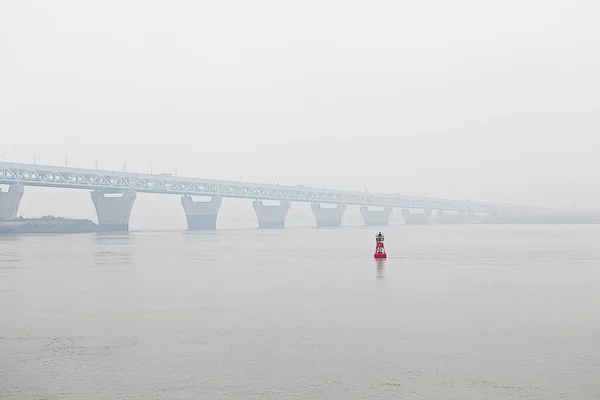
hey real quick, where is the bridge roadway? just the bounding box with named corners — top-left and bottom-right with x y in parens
top-left (0, 161), bottom-right (593, 230)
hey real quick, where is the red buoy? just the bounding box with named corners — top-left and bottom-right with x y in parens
top-left (374, 232), bottom-right (387, 259)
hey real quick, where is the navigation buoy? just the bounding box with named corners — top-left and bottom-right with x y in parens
top-left (374, 232), bottom-right (387, 259)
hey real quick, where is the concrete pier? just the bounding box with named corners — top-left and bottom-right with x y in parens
top-left (252, 200), bottom-right (291, 228)
top-left (181, 195), bottom-right (222, 230)
top-left (436, 210), bottom-right (468, 224)
top-left (0, 184), bottom-right (24, 221)
top-left (91, 190), bottom-right (136, 231)
top-left (311, 203), bottom-right (346, 227)
top-left (401, 209), bottom-right (431, 225)
top-left (360, 206), bottom-right (393, 226)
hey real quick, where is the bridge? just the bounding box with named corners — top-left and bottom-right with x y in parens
top-left (0, 161), bottom-right (597, 230)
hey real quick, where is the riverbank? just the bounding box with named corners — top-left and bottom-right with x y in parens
top-left (0, 216), bottom-right (99, 234)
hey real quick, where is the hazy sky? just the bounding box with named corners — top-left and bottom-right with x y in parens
top-left (1, 0), bottom-right (599, 215)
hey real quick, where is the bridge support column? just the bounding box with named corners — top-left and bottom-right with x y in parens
top-left (91, 190), bottom-right (136, 231)
top-left (401, 209), bottom-right (431, 225)
top-left (360, 206), bottom-right (393, 226)
top-left (311, 203), bottom-right (346, 227)
top-left (436, 210), bottom-right (468, 224)
top-left (181, 195), bottom-right (222, 230)
top-left (252, 200), bottom-right (291, 228)
top-left (0, 184), bottom-right (24, 221)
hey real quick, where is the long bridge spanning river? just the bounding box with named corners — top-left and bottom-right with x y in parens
top-left (0, 162), bottom-right (598, 230)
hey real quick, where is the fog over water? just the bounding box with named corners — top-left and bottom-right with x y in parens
top-left (2, 0), bottom-right (600, 222)
top-left (2, 3), bottom-right (600, 399)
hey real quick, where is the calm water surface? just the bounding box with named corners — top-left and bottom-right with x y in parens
top-left (1, 225), bottom-right (599, 399)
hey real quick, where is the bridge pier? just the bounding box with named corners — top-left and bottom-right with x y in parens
top-left (252, 200), bottom-right (291, 228)
top-left (91, 190), bottom-right (136, 231)
top-left (360, 206), bottom-right (393, 226)
top-left (181, 195), bottom-right (222, 230)
top-left (436, 210), bottom-right (468, 224)
top-left (311, 203), bottom-right (346, 227)
top-left (0, 184), bottom-right (24, 221)
top-left (401, 209), bottom-right (431, 225)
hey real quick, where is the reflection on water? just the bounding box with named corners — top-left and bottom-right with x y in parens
top-left (181, 230), bottom-right (223, 264)
top-left (0, 235), bottom-right (20, 269)
top-left (182, 230), bottom-right (219, 239)
top-left (93, 233), bottom-right (133, 266)
top-left (376, 259), bottom-right (385, 279)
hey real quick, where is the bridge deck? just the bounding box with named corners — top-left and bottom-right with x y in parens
top-left (0, 162), bottom-right (579, 215)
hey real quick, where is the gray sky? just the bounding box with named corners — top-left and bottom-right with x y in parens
top-left (1, 0), bottom-right (600, 219)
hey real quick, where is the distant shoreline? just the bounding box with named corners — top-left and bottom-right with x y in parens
top-left (0, 216), bottom-right (99, 235)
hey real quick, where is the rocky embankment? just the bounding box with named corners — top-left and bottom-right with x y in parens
top-left (0, 216), bottom-right (99, 234)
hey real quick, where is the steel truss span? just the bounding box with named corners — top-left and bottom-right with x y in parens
top-left (0, 162), bottom-right (563, 215)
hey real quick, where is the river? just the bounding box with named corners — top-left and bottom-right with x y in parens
top-left (1, 225), bottom-right (599, 399)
